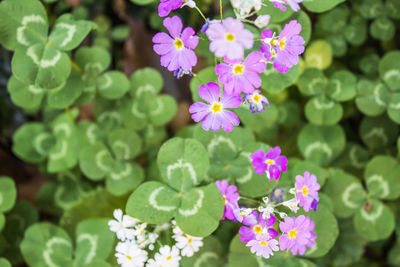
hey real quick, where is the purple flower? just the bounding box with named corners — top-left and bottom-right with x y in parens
top-left (272, 1), bottom-right (287, 11)
top-left (189, 82), bottom-right (242, 132)
top-left (153, 16), bottom-right (199, 72)
top-left (243, 90), bottom-right (269, 113)
top-left (272, 0), bottom-right (303, 12)
top-left (270, 187), bottom-right (285, 203)
top-left (216, 180), bottom-right (240, 220)
top-left (311, 199), bottom-right (318, 211)
top-left (295, 171), bottom-right (320, 212)
top-left (215, 51), bottom-right (266, 96)
top-left (249, 147), bottom-right (288, 180)
top-left (201, 18), bottom-right (211, 33)
top-left (279, 215), bottom-right (316, 255)
top-left (239, 212), bottom-right (278, 243)
top-left (158, 0), bottom-right (182, 17)
top-left (206, 17), bottom-right (254, 61)
top-left (260, 29), bottom-right (275, 62)
top-left (246, 234), bottom-right (279, 259)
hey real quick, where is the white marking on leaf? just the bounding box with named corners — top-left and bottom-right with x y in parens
top-left (98, 111), bottom-right (121, 124)
top-left (54, 23), bottom-right (76, 47)
top-left (167, 159), bottom-right (197, 184)
top-left (137, 84), bottom-right (155, 96)
top-left (366, 175), bottom-right (389, 198)
top-left (306, 243), bottom-right (318, 256)
top-left (313, 98), bottom-right (335, 110)
top-left (389, 102), bottom-right (400, 110)
top-left (363, 127), bottom-right (388, 145)
top-left (98, 74), bottom-right (112, 90)
top-left (28, 85), bottom-right (44, 94)
top-left (150, 98), bottom-right (164, 116)
top-left (95, 150), bottom-right (111, 172)
top-left (43, 237), bottom-right (72, 267)
top-left (349, 146), bottom-right (365, 169)
top-left (149, 187), bottom-right (176, 212)
top-left (49, 141), bottom-right (67, 160)
top-left (384, 70), bottom-right (400, 83)
top-left (329, 79), bottom-right (341, 97)
top-left (27, 46), bottom-right (62, 68)
top-left (194, 252), bottom-right (218, 267)
top-left (208, 136), bottom-right (236, 156)
top-left (304, 142), bottom-right (332, 158)
top-left (178, 189), bottom-right (204, 216)
top-left (54, 187), bottom-right (75, 209)
top-left (308, 77), bottom-right (324, 94)
top-left (109, 164), bottom-right (132, 181)
top-left (342, 183), bottom-right (362, 209)
top-left (307, 54), bottom-right (323, 69)
top-left (34, 133), bottom-right (51, 156)
top-left (361, 203), bottom-right (383, 222)
top-left (77, 233), bottom-right (98, 264)
top-left (17, 15), bottom-right (46, 46)
top-left (84, 62), bottom-right (103, 73)
top-left (236, 167), bottom-right (253, 184)
top-left (54, 123), bottom-right (71, 137)
top-left (86, 125), bottom-right (98, 144)
top-left (373, 84), bottom-right (387, 107)
top-left (112, 141), bottom-right (130, 159)
top-left (131, 102), bottom-right (146, 118)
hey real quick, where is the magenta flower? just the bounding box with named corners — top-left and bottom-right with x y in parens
top-left (158, 0), bottom-right (182, 17)
top-left (279, 215), bottom-right (316, 255)
top-left (272, 0), bottom-right (303, 12)
top-left (216, 180), bottom-right (240, 220)
top-left (239, 212), bottom-right (278, 243)
top-left (153, 16), bottom-right (199, 72)
top-left (249, 147), bottom-right (288, 180)
top-left (206, 17), bottom-right (254, 61)
top-left (260, 29), bottom-right (275, 62)
top-left (215, 51), bottom-right (266, 95)
top-left (246, 234), bottom-right (279, 259)
top-left (295, 171), bottom-right (320, 212)
top-left (243, 90), bottom-right (269, 113)
top-left (189, 82), bottom-right (241, 132)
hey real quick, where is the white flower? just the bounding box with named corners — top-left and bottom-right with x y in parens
top-left (182, 0), bottom-right (196, 8)
top-left (255, 15), bottom-right (271, 28)
top-left (281, 198), bottom-right (300, 213)
top-left (155, 223), bottom-right (171, 233)
top-left (231, 0), bottom-right (262, 18)
top-left (115, 240), bottom-right (148, 267)
top-left (172, 226), bottom-right (203, 257)
top-left (108, 209), bottom-right (138, 241)
top-left (146, 245), bottom-right (181, 267)
top-left (134, 223), bottom-right (148, 236)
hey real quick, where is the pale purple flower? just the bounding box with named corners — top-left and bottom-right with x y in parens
top-left (216, 180), bottom-right (240, 220)
top-left (260, 29), bottom-right (275, 62)
top-left (279, 215), bottom-right (316, 255)
top-left (246, 234), bottom-right (279, 259)
top-left (201, 18), bottom-right (211, 33)
top-left (215, 51), bottom-right (266, 95)
top-left (249, 147), bottom-right (288, 180)
top-left (189, 82), bottom-right (241, 132)
top-left (295, 171), bottom-right (320, 212)
top-left (158, 0), bottom-right (182, 17)
top-left (153, 16), bottom-right (199, 72)
top-left (270, 187), bottom-right (285, 203)
top-left (271, 0), bottom-right (303, 12)
top-left (206, 17), bottom-right (254, 60)
top-left (243, 90), bottom-right (269, 113)
top-left (239, 211), bottom-right (278, 243)
top-left (234, 208), bottom-right (254, 223)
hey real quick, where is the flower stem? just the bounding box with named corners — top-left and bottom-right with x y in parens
top-left (219, 0), bottom-right (223, 22)
top-left (194, 6), bottom-right (207, 23)
top-left (65, 107), bottom-right (75, 124)
top-left (70, 60), bottom-right (82, 73)
top-left (239, 196), bottom-right (262, 204)
top-left (192, 72), bottom-right (205, 84)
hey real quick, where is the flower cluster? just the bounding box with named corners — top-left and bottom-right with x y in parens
top-left (250, 146), bottom-right (288, 180)
top-left (152, 0), bottom-right (305, 133)
top-left (108, 209), bottom-right (203, 267)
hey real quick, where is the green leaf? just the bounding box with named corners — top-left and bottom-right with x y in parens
top-left (360, 0), bottom-right (384, 18)
top-left (190, 67), bottom-right (218, 102)
top-left (297, 68), bottom-right (326, 96)
top-left (149, 95), bottom-right (177, 126)
top-left (388, 93), bottom-right (400, 123)
top-left (305, 96), bottom-right (343, 125)
top-left (0, 0), bottom-right (48, 50)
top-left (12, 43), bottom-right (71, 89)
top-left (7, 75), bottom-right (44, 109)
top-left (326, 34), bottom-right (347, 57)
top-left (79, 143), bottom-right (114, 180)
top-left (236, 104), bottom-right (279, 135)
top-left (386, 0), bottom-right (400, 19)
top-left (353, 199), bottom-right (395, 242)
top-left (292, 160), bottom-right (328, 187)
top-left (49, 14), bottom-right (96, 51)
top-left (257, 4), bottom-right (294, 23)
top-left (75, 46), bottom-right (111, 76)
top-left (364, 156), bottom-right (400, 200)
top-left (303, 0), bottom-right (345, 13)
top-left (327, 70), bottom-right (357, 102)
top-left (359, 53), bottom-right (380, 75)
top-left (344, 14), bottom-right (367, 46)
top-left (355, 79), bottom-right (390, 116)
top-left (75, 218), bottom-right (115, 266)
top-left (111, 25), bottom-right (131, 41)
top-left (157, 138), bottom-right (209, 192)
top-left (359, 115), bottom-right (398, 150)
top-left (379, 50), bottom-right (400, 91)
top-left (129, 0), bottom-right (155, 5)
top-left (261, 64), bottom-right (300, 93)
top-left (107, 128), bottom-right (142, 160)
top-left (0, 213), bottom-right (4, 232)
top-left (130, 67), bottom-right (163, 97)
top-left (325, 172), bottom-right (366, 218)
top-left (0, 177), bottom-right (16, 213)
top-left (119, 98), bottom-right (147, 131)
top-left (175, 183), bottom-right (224, 237)
top-left (370, 17), bottom-right (395, 42)
top-left (126, 181), bottom-right (180, 224)
top-left (47, 71), bottom-right (83, 109)
top-left (305, 40), bottom-right (333, 70)
top-left (180, 236), bottom-right (223, 267)
top-left (0, 258), bottom-right (11, 267)
top-left (20, 223), bottom-right (73, 267)
top-left (332, 143), bottom-right (369, 172)
top-left (77, 121), bottom-right (104, 146)
top-left (106, 162), bottom-right (144, 196)
top-left (298, 124), bottom-right (346, 165)
top-left (97, 71), bottom-right (130, 100)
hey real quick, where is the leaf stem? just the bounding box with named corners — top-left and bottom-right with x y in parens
top-left (71, 60), bottom-right (82, 73)
top-left (219, 0), bottom-right (223, 22)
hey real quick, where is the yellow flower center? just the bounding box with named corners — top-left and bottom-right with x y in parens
top-left (253, 225), bottom-right (263, 234)
top-left (211, 102), bottom-right (222, 113)
top-left (289, 229), bottom-right (297, 239)
top-left (233, 64), bottom-right (244, 75)
top-left (302, 186), bottom-right (309, 196)
top-left (223, 195), bottom-right (227, 204)
top-left (280, 38), bottom-right (286, 50)
top-left (271, 39), bottom-right (278, 46)
top-left (271, 50), bottom-right (276, 56)
top-left (126, 255), bottom-right (132, 260)
top-left (275, 189), bottom-right (281, 195)
top-left (188, 238), bottom-right (193, 244)
top-left (226, 33), bottom-right (235, 42)
top-left (253, 94), bottom-right (261, 103)
top-left (174, 38), bottom-right (184, 50)
top-left (166, 256), bottom-right (172, 261)
top-left (259, 241), bottom-right (268, 246)
top-left (265, 159), bottom-right (275, 165)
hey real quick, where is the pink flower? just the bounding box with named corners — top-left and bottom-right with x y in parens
top-left (246, 234), bottom-right (279, 259)
top-left (243, 90), bottom-right (269, 113)
top-left (206, 17), bottom-right (254, 61)
top-left (295, 171), bottom-right (320, 212)
top-left (215, 51), bottom-right (266, 95)
top-left (239, 212), bottom-right (278, 243)
top-left (279, 215), bottom-right (316, 255)
top-left (153, 16), bottom-right (199, 72)
top-left (216, 180), bottom-right (240, 220)
top-left (272, 0), bottom-right (303, 12)
top-left (189, 82), bottom-right (242, 132)
top-left (249, 147), bottom-right (288, 180)
top-left (158, 0), bottom-right (182, 17)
